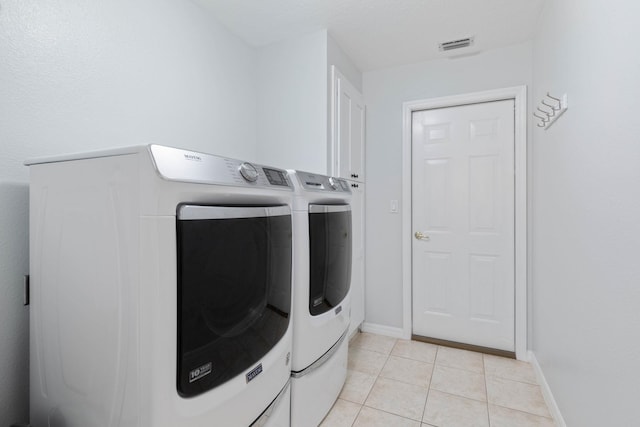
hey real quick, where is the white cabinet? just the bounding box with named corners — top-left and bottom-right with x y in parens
top-left (332, 67), bottom-right (365, 183)
top-left (331, 66), bottom-right (366, 337)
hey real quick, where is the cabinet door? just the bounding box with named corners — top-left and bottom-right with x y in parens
top-left (332, 67), bottom-right (365, 182)
top-left (348, 180), bottom-right (365, 336)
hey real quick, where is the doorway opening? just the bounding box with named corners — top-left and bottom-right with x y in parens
top-left (401, 86), bottom-right (528, 360)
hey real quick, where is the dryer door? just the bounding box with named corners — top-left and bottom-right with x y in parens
top-left (176, 205), bottom-right (292, 397)
top-left (308, 204), bottom-right (352, 316)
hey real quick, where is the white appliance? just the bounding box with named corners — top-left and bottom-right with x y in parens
top-left (288, 170), bottom-right (352, 427)
top-left (26, 145), bottom-right (294, 427)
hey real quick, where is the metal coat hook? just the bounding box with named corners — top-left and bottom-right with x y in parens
top-left (537, 106), bottom-right (555, 117)
top-left (546, 92), bottom-right (561, 103)
top-left (541, 99), bottom-right (558, 111)
top-left (533, 112), bottom-right (548, 127)
top-left (533, 92), bottom-right (568, 130)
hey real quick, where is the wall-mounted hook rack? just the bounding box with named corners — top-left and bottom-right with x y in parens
top-left (534, 92), bottom-right (568, 130)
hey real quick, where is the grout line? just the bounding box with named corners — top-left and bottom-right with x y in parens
top-left (360, 404), bottom-right (427, 424)
top-left (360, 344), bottom-right (394, 403)
top-left (483, 354), bottom-right (492, 427)
top-left (421, 345), bottom-right (441, 423)
top-left (344, 335), bottom-right (410, 425)
top-left (490, 403), bottom-right (556, 420)
top-left (484, 372), bottom-right (542, 386)
top-left (346, 334), bottom-right (368, 427)
top-left (428, 388), bottom-right (489, 404)
top-left (390, 353), bottom-right (437, 364)
top-left (378, 359), bottom-right (433, 389)
top-left (349, 401), bottom-right (364, 427)
top-left (434, 362), bottom-right (485, 375)
top-left (421, 375), bottom-right (431, 423)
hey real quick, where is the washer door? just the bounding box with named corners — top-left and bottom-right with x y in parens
top-left (308, 204), bottom-right (352, 316)
top-left (176, 205), bottom-right (292, 397)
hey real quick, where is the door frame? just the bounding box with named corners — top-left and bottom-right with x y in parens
top-left (401, 86), bottom-right (528, 360)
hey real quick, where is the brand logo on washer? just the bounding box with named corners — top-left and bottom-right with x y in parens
top-left (246, 363), bottom-right (263, 383)
top-left (183, 153), bottom-right (202, 162)
top-left (189, 362), bottom-right (212, 383)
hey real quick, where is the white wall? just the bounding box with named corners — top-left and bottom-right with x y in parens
top-left (256, 30), bottom-right (328, 173)
top-left (327, 33), bottom-right (362, 93)
top-left (531, 1), bottom-right (640, 425)
top-left (0, 0), bottom-right (257, 424)
top-left (362, 42), bottom-right (533, 329)
top-left (255, 30), bottom-right (362, 174)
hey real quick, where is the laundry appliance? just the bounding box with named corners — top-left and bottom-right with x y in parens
top-left (26, 145), bottom-right (294, 427)
top-left (288, 170), bottom-right (352, 427)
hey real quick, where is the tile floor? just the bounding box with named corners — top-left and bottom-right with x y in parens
top-left (320, 332), bottom-right (556, 427)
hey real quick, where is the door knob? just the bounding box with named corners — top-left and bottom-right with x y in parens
top-left (414, 231), bottom-right (430, 241)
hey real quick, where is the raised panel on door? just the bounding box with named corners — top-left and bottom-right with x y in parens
top-left (350, 100), bottom-right (365, 182)
top-left (338, 88), bottom-right (352, 180)
top-left (332, 67), bottom-right (365, 182)
top-left (412, 100), bottom-right (515, 352)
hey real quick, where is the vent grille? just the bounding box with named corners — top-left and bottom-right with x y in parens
top-left (439, 37), bottom-right (474, 51)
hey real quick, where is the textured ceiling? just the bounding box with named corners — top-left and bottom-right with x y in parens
top-left (196, 0), bottom-right (546, 71)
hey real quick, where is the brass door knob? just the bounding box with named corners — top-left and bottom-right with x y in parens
top-left (414, 231), bottom-right (430, 241)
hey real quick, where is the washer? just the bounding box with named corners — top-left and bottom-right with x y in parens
top-left (27, 145), bottom-right (293, 427)
top-left (288, 170), bottom-right (352, 427)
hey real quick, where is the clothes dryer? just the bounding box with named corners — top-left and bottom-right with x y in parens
top-left (288, 170), bottom-right (352, 427)
top-left (27, 145), bottom-right (294, 427)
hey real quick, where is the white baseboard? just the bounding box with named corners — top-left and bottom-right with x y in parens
top-left (528, 351), bottom-right (567, 427)
top-left (361, 322), bottom-right (407, 339)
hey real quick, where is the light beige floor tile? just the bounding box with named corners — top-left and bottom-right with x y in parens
top-left (350, 332), bottom-right (398, 355)
top-left (483, 354), bottom-right (537, 384)
top-left (353, 406), bottom-right (421, 427)
top-left (380, 355), bottom-right (434, 387)
top-left (435, 346), bottom-right (484, 373)
top-left (489, 404), bottom-right (556, 427)
top-left (486, 377), bottom-right (551, 418)
top-left (339, 369), bottom-right (377, 404)
top-left (391, 340), bottom-right (438, 364)
top-left (364, 377), bottom-right (429, 421)
top-left (430, 365), bottom-right (487, 401)
top-left (345, 333), bottom-right (556, 427)
top-left (320, 399), bottom-right (362, 427)
top-left (422, 390), bottom-right (489, 427)
top-left (348, 347), bottom-right (389, 376)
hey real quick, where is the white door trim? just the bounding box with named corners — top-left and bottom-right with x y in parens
top-left (401, 86), bottom-right (528, 360)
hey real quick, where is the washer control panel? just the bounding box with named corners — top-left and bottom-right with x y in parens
top-left (149, 145), bottom-right (293, 190)
top-left (238, 162), bottom-right (259, 182)
top-left (295, 171), bottom-right (351, 193)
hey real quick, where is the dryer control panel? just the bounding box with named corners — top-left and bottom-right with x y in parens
top-left (149, 145), bottom-right (293, 190)
top-left (295, 171), bottom-right (351, 193)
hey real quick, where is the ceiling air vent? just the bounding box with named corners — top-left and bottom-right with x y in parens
top-left (439, 37), bottom-right (474, 52)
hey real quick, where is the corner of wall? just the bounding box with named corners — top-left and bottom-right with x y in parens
top-left (527, 351), bottom-right (567, 427)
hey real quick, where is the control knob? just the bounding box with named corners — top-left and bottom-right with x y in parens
top-left (328, 177), bottom-right (339, 190)
top-left (239, 162), bottom-right (259, 182)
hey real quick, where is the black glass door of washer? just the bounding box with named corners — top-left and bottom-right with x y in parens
top-left (176, 205), bottom-right (292, 398)
top-left (308, 204), bottom-right (352, 316)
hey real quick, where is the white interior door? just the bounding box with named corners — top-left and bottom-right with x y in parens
top-left (411, 100), bottom-right (515, 352)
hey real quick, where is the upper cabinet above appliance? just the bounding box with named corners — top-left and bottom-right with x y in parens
top-left (331, 66), bottom-right (366, 183)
